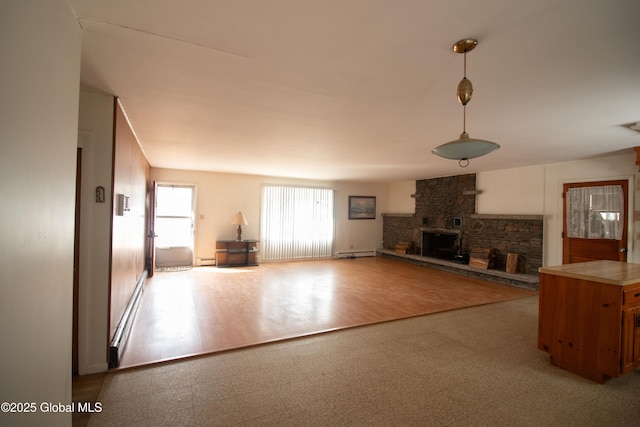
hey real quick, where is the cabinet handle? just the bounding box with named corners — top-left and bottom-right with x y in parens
top-left (635, 292), bottom-right (640, 298)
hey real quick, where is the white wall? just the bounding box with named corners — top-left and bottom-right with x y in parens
top-left (0, 1), bottom-right (81, 425)
top-left (77, 92), bottom-right (114, 374)
top-left (477, 165), bottom-right (545, 214)
top-left (335, 181), bottom-right (388, 252)
top-left (386, 180), bottom-right (416, 214)
top-left (150, 169), bottom-right (388, 259)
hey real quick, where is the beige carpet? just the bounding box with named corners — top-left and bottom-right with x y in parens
top-left (88, 296), bottom-right (640, 426)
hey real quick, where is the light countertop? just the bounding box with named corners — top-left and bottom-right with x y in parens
top-left (539, 260), bottom-right (640, 286)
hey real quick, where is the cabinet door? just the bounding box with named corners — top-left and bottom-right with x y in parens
top-left (621, 306), bottom-right (640, 374)
top-left (216, 250), bottom-right (228, 267)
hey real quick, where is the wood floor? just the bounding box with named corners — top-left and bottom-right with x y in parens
top-left (118, 257), bottom-right (536, 369)
top-left (72, 372), bottom-right (106, 427)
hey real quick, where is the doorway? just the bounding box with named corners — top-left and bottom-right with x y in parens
top-left (154, 184), bottom-right (195, 269)
top-left (73, 147), bottom-right (82, 375)
top-left (562, 179), bottom-right (628, 264)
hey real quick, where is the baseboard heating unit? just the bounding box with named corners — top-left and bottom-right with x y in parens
top-left (197, 257), bottom-right (216, 266)
top-left (335, 250), bottom-right (376, 259)
top-left (109, 271), bottom-right (146, 368)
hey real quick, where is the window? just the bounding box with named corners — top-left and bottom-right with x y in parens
top-left (566, 185), bottom-right (623, 240)
top-left (261, 185), bottom-right (334, 261)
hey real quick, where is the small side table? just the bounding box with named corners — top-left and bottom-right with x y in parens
top-left (215, 240), bottom-right (259, 267)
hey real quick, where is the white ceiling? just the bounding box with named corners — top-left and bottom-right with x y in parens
top-left (70, 0), bottom-right (640, 182)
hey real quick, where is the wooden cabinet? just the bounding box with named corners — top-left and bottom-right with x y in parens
top-left (538, 260), bottom-right (640, 383)
top-left (622, 287), bottom-right (640, 374)
top-left (216, 240), bottom-right (259, 267)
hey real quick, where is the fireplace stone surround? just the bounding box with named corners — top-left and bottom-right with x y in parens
top-left (382, 174), bottom-right (543, 280)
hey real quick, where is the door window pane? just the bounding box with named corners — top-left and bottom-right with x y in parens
top-left (156, 186), bottom-right (193, 217)
top-left (155, 217), bottom-right (193, 247)
top-left (566, 185), bottom-right (623, 240)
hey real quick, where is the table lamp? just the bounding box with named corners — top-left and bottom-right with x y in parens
top-left (231, 211), bottom-right (248, 241)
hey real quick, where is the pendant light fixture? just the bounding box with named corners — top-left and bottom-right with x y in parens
top-left (432, 38), bottom-right (499, 167)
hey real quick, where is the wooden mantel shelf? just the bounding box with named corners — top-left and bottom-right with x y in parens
top-left (470, 214), bottom-right (543, 221)
top-left (381, 213), bottom-right (543, 220)
top-left (381, 213), bottom-right (415, 217)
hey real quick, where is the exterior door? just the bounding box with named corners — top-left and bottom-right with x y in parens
top-left (153, 184), bottom-right (195, 268)
top-left (562, 180), bottom-right (628, 264)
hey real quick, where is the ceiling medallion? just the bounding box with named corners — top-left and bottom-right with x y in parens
top-left (432, 38), bottom-right (500, 167)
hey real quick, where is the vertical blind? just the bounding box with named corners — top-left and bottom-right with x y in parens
top-left (261, 185), bottom-right (334, 261)
top-left (566, 185), bottom-right (623, 240)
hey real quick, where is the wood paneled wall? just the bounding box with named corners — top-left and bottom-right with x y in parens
top-left (109, 100), bottom-right (150, 340)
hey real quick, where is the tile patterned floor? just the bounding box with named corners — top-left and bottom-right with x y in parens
top-left (89, 296), bottom-right (640, 426)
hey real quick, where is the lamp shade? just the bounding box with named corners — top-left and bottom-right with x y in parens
top-left (231, 211), bottom-right (248, 225)
top-left (431, 132), bottom-right (500, 160)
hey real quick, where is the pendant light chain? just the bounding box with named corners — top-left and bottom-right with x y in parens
top-left (462, 105), bottom-right (467, 134)
top-left (460, 51), bottom-right (468, 167)
top-left (463, 50), bottom-right (467, 78)
top-left (462, 51), bottom-right (467, 134)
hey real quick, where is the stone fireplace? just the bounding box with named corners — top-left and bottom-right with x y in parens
top-left (382, 174), bottom-right (543, 276)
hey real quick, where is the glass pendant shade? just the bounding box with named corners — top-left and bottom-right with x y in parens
top-left (432, 132), bottom-right (500, 160)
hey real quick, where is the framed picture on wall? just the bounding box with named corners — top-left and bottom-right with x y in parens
top-left (349, 196), bottom-right (376, 220)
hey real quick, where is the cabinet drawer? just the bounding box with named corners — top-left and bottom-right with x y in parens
top-left (623, 287), bottom-right (640, 308)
